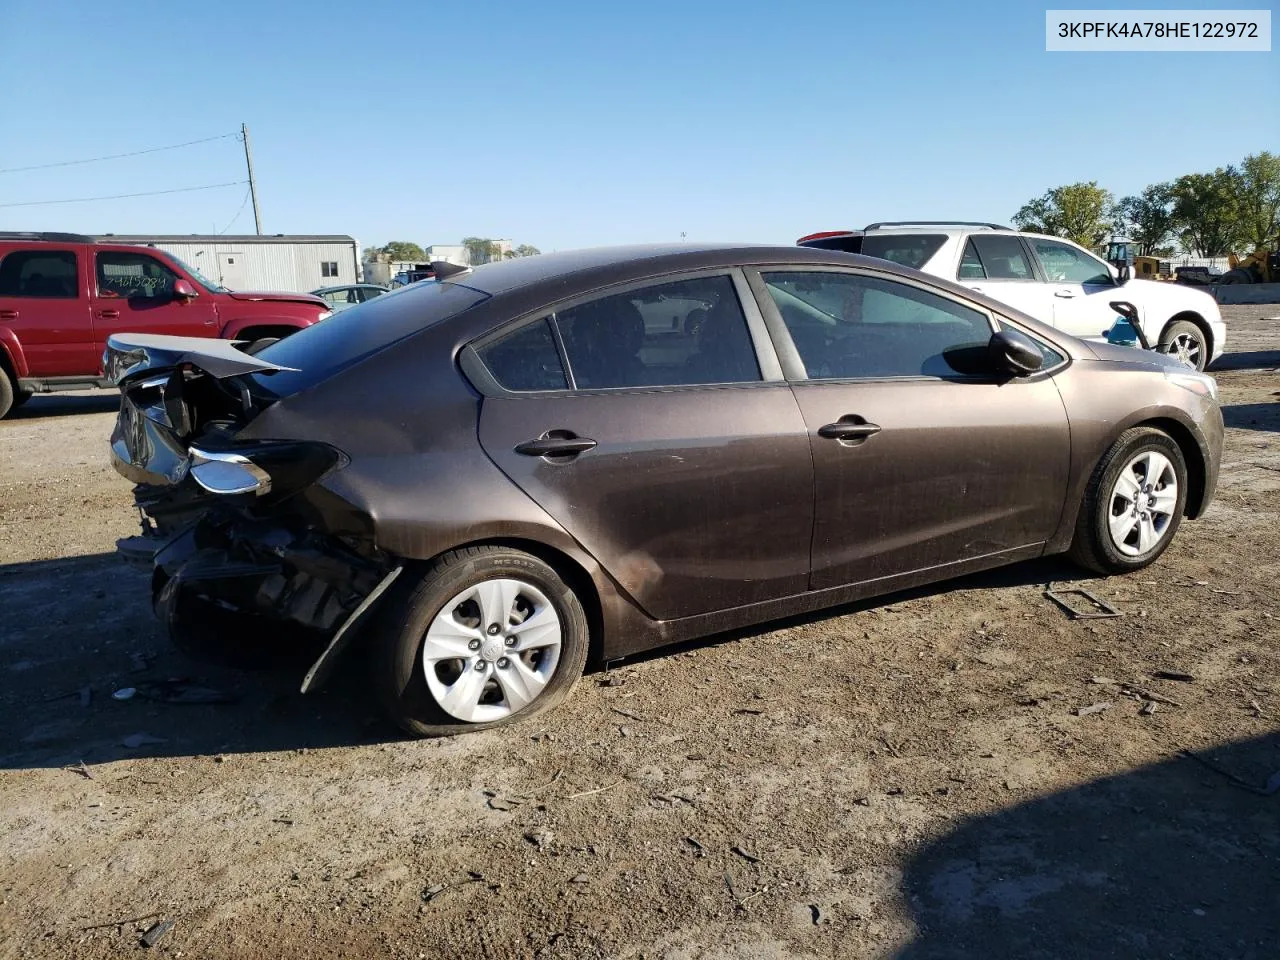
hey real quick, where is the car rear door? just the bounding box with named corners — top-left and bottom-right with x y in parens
top-left (0, 244), bottom-right (95, 376)
top-left (953, 234), bottom-right (1056, 324)
top-left (1025, 237), bottom-right (1126, 340)
top-left (470, 270), bottom-right (815, 621)
top-left (750, 267), bottom-right (1071, 590)
top-left (91, 249), bottom-right (219, 364)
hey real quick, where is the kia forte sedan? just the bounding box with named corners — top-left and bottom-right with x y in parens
top-left (105, 244), bottom-right (1223, 736)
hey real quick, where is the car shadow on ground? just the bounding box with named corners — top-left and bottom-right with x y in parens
top-left (1211, 349), bottom-right (1280, 372)
top-left (1223, 401), bottom-right (1280, 432)
top-left (1, 552), bottom-right (1092, 770)
top-left (892, 729), bottom-right (1280, 959)
top-left (7, 392), bottom-right (119, 420)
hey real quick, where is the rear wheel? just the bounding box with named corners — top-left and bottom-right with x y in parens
top-left (1069, 427), bottom-right (1188, 574)
top-left (373, 546), bottom-right (589, 737)
top-left (0, 372), bottom-right (15, 419)
top-left (1157, 319), bottom-right (1208, 371)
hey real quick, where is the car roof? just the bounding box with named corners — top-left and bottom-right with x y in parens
top-left (447, 242), bottom-right (918, 298)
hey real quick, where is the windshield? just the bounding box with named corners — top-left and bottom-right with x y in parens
top-left (251, 281), bottom-right (489, 397)
top-left (166, 253), bottom-right (228, 293)
top-left (858, 234), bottom-right (947, 270)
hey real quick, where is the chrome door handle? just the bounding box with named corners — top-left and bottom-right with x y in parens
top-left (1053, 291), bottom-right (1076, 299)
top-left (98, 309), bottom-right (121, 319)
top-left (514, 432), bottom-right (597, 458)
top-left (818, 419), bottom-right (881, 441)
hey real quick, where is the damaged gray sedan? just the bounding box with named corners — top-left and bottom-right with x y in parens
top-left (107, 244), bottom-right (1222, 737)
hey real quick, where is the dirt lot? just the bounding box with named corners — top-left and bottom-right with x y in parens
top-left (2, 306), bottom-right (1278, 959)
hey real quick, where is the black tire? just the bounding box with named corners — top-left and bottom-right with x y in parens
top-left (0, 372), bottom-right (14, 419)
top-left (1069, 427), bottom-right (1188, 574)
top-left (1217, 268), bottom-right (1254, 285)
top-left (1157, 319), bottom-right (1209, 371)
top-left (11, 388), bottom-right (32, 409)
top-left (373, 546), bottom-right (589, 738)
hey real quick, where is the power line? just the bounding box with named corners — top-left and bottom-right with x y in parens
top-left (0, 181), bottom-right (248, 208)
top-left (0, 133), bottom-right (240, 175)
top-left (217, 186), bottom-right (253, 234)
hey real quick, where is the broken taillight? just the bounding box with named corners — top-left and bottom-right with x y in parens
top-left (188, 442), bottom-right (346, 498)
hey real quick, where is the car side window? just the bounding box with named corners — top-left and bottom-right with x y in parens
top-left (761, 271), bottom-right (994, 380)
top-left (97, 252), bottom-right (178, 299)
top-left (962, 235), bottom-right (1035, 281)
top-left (0, 250), bottom-right (78, 298)
top-left (477, 318), bottom-right (568, 392)
top-left (554, 275), bottom-right (761, 389)
top-left (1030, 239), bottom-right (1112, 285)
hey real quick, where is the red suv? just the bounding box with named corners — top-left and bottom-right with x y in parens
top-left (0, 232), bottom-right (331, 417)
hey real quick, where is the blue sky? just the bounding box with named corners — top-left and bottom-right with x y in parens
top-left (0, 0), bottom-right (1273, 251)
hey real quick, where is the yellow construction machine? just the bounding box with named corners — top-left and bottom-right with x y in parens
top-left (1102, 240), bottom-right (1174, 281)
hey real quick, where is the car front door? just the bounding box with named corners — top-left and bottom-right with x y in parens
top-left (751, 267), bottom-right (1071, 590)
top-left (471, 271), bottom-right (815, 621)
top-left (0, 245), bottom-right (94, 376)
top-left (91, 250), bottom-right (219, 366)
top-left (1026, 237), bottom-right (1126, 340)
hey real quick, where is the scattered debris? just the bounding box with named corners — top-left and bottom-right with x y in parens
top-left (1074, 701), bottom-right (1113, 717)
top-left (63, 761), bottom-right (94, 780)
top-left (597, 675), bottom-right (625, 688)
top-left (879, 736), bottom-right (903, 758)
top-left (566, 783), bottom-right (621, 800)
top-left (421, 883), bottom-right (447, 903)
top-left (1122, 684), bottom-right (1182, 708)
top-left (1045, 587), bottom-right (1123, 620)
top-left (853, 797), bottom-right (871, 807)
top-left (271, 818), bottom-right (294, 826)
top-left (80, 911), bottom-right (162, 932)
top-left (569, 874), bottom-right (590, 884)
top-left (732, 707), bottom-right (764, 716)
top-left (112, 688), bottom-right (136, 701)
top-left (809, 904), bottom-right (824, 926)
top-left (1152, 671), bottom-right (1196, 683)
top-left (1179, 749), bottom-right (1280, 796)
top-left (139, 919), bottom-right (174, 948)
top-left (611, 707), bottom-right (643, 721)
top-left (1089, 676), bottom-right (1118, 685)
top-left (524, 829), bottom-right (554, 849)
top-left (120, 733), bottom-right (168, 749)
top-left (730, 845), bottom-right (762, 864)
top-left (487, 797), bottom-right (520, 812)
top-left (1140, 701), bottom-right (1158, 716)
top-left (683, 836), bottom-right (707, 857)
top-left (135, 680), bottom-right (238, 705)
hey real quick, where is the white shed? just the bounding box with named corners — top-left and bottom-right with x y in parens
top-left (92, 234), bottom-right (360, 293)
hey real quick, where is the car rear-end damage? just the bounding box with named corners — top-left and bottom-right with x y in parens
top-left (106, 332), bottom-right (402, 690)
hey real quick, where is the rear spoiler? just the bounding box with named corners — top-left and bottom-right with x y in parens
top-left (104, 333), bottom-right (299, 385)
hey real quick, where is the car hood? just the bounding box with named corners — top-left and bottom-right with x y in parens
top-left (1081, 337), bottom-right (1185, 370)
top-left (227, 290), bottom-right (328, 307)
top-left (1121, 278), bottom-right (1219, 316)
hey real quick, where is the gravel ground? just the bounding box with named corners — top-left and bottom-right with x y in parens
top-left (1, 306), bottom-right (1277, 959)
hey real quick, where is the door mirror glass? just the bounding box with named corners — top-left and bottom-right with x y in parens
top-left (172, 279), bottom-right (197, 300)
top-left (988, 328), bottom-right (1044, 376)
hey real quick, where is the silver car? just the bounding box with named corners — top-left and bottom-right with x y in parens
top-left (310, 283), bottom-right (390, 313)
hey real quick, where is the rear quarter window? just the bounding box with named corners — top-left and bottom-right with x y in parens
top-left (252, 281), bottom-right (488, 397)
top-left (858, 234), bottom-right (947, 270)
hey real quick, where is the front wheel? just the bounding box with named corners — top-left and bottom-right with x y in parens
top-left (373, 546), bottom-right (589, 737)
top-left (1158, 320), bottom-right (1208, 371)
top-left (1069, 427), bottom-right (1188, 574)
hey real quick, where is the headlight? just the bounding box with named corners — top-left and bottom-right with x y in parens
top-left (1165, 370), bottom-right (1218, 401)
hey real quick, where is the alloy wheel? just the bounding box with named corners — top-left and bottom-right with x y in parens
top-left (422, 578), bottom-right (563, 722)
top-left (1163, 332), bottom-right (1202, 369)
top-left (1108, 450), bottom-right (1179, 557)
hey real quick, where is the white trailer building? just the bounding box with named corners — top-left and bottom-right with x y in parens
top-left (92, 234), bottom-right (360, 293)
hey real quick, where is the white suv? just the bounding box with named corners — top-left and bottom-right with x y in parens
top-left (798, 222), bottom-right (1226, 370)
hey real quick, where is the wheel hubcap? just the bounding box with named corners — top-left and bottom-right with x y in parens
top-left (1164, 333), bottom-right (1202, 369)
top-left (422, 578), bottom-right (562, 723)
top-left (1107, 450), bottom-right (1178, 557)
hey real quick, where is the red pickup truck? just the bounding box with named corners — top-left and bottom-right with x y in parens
top-left (0, 232), bottom-right (331, 417)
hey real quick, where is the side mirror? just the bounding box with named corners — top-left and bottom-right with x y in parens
top-left (988, 328), bottom-right (1044, 376)
top-left (1115, 263), bottom-right (1130, 284)
top-left (172, 279), bottom-right (197, 300)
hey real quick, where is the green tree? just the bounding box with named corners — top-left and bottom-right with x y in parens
top-left (1170, 168), bottom-right (1243, 256)
top-left (1111, 183), bottom-right (1175, 255)
top-left (461, 237), bottom-right (501, 265)
top-left (1236, 151), bottom-right (1280, 249)
top-left (1012, 182), bottom-right (1114, 248)
top-left (514, 244), bottom-right (541, 257)
top-left (380, 241), bottom-right (427, 262)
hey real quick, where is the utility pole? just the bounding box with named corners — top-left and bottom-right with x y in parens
top-left (241, 123), bottom-right (262, 235)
